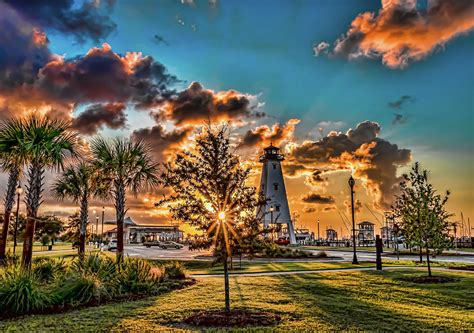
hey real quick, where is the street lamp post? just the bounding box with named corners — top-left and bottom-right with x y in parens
top-left (13, 185), bottom-right (23, 254)
top-left (348, 175), bottom-right (359, 264)
top-left (101, 206), bottom-right (105, 245)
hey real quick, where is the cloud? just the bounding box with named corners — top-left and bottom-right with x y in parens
top-left (315, 0), bottom-right (474, 68)
top-left (388, 95), bottom-right (415, 109)
top-left (301, 193), bottom-right (335, 204)
top-left (303, 206), bottom-right (317, 213)
top-left (288, 121), bottom-right (411, 209)
top-left (392, 113), bottom-right (408, 125)
top-left (313, 41), bottom-right (330, 56)
top-left (344, 198), bottom-right (362, 214)
top-left (4, 0), bottom-right (116, 43)
top-left (238, 119), bottom-right (300, 148)
top-left (131, 124), bottom-right (192, 162)
top-left (72, 103), bottom-right (127, 135)
top-left (155, 82), bottom-right (258, 126)
top-left (37, 43), bottom-right (177, 108)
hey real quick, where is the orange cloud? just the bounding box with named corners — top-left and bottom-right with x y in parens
top-left (315, 0), bottom-right (474, 68)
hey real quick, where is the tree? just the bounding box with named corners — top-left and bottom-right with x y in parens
top-left (158, 126), bottom-right (263, 314)
top-left (34, 215), bottom-right (64, 249)
top-left (392, 162), bottom-right (452, 277)
top-left (11, 116), bottom-right (80, 269)
top-left (61, 212), bottom-right (81, 244)
top-left (0, 118), bottom-right (29, 260)
top-left (53, 162), bottom-right (106, 256)
top-left (90, 137), bottom-right (159, 260)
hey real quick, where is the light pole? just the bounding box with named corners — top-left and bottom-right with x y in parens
top-left (349, 175), bottom-right (359, 264)
top-left (101, 206), bottom-right (105, 245)
top-left (13, 185), bottom-right (23, 254)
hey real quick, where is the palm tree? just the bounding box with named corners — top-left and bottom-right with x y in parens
top-left (0, 119), bottom-right (29, 260)
top-left (90, 137), bottom-right (159, 260)
top-left (18, 116), bottom-right (80, 268)
top-left (53, 162), bottom-right (107, 256)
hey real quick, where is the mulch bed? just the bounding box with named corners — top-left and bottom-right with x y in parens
top-left (184, 309), bottom-right (281, 327)
top-left (399, 275), bottom-right (456, 284)
top-left (449, 265), bottom-right (474, 271)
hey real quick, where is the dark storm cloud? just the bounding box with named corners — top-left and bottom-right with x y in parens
top-left (392, 113), bottom-right (408, 125)
top-left (156, 82), bottom-right (253, 126)
top-left (388, 95), bottom-right (415, 109)
top-left (36, 43), bottom-right (178, 107)
top-left (72, 102), bottom-right (127, 135)
top-left (4, 0), bottom-right (117, 43)
top-left (288, 121), bottom-right (411, 209)
top-left (0, 3), bottom-right (52, 90)
top-left (301, 193), bottom-right (335, 204)
top-left (132, 124), bottom-right (191, 162)
top-left (314, 0), bottom-right (474, 68)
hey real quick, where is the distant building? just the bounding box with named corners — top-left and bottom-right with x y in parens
top-left (357, 221), bottom-right (375, 245)
top-left (295, 228), bottom-right (314, 245)
top-left (326, 228), bottom-right (337, 241)
top-left (103, 217), bottom-right (183, 244)
top-left (381, 226), bottom-right (393, 246)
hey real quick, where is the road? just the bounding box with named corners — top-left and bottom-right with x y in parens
top-left (122, 245), bottom-right (474, 264)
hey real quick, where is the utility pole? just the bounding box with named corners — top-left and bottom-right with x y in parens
top-left (348, 175), bottom-right (359, 264)
top-left (101, 206), bottom-right (105, 245)
top-left (317, 218), bottom-right (320, 242)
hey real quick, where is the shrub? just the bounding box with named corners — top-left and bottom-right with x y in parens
top-left (71, 253), bottom-right (116, 282)
top-left (114, 258), bottom-right (162, 294)
top-left (0, 252), bottom-right (20, 267)
top-left (163, 261), bottom-right (186, 280)
top-left (32, 257), bottom-right (67, 283)
top-left (55, 272), bottom-right (111, 307)
top-left (0, 267), bottom-right (51, 315)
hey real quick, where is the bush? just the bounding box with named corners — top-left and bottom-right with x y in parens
top-left (261, 242), bottom-right (312, 258)
top-left (55, 272), bottom-right (111, 306)
top-left (0, 267), bottom-right (51, 315)
top-left (0, 252), bottom-right (20, 267)
top-left (71, 253), bottom-right (116, 282)
top-left (114, 258), bottom-right (162, 294)
top-left (163, 261), bottom-right (186, 280)
top-left (32, 257), bottom-right (67, 283)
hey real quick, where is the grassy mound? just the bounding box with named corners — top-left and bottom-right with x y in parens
top-left (184, 309), bottom-right (281, 327)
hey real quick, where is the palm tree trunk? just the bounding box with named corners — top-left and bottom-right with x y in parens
top-left (0, 166), bottom-right (20, 260)
top-left (115, 182), bottom-right (126, 262)
top-left (79, 192), bottom-right (89, 256)
top-left (22, 163), bottom-right (44, 269)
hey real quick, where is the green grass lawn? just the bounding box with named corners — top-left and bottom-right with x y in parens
top-left (1, 269), bottom-right (472, 331)
top-left (152, 258), bottom-right (471, 275)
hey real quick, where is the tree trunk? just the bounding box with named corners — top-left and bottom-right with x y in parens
top-left (223, 254), bottom-right (230, 314)
top-left (426, 246), bottom-right (432, 277)
top-left (419, 247), bottom-right (423, 263)
top-left (79, 193), bottom-right (89, 257)
top-left (115, 182), bottom-right (126, 262)
top-left (21, 163), bottom-right (43, 270)
top-left (0, 167), bottom-right (20, 260)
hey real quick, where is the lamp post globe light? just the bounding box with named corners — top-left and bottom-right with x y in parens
top-left (348, 175), bottom-right (359, 264)
top-left (13, 185), bottom-right (23, 254)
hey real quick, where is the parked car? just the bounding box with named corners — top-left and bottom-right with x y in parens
top-left (107, 240), bottom-right (118, 252)
top-left (160, 241), bottom-right (184, 249)
top-left (275, 238), bottom-right (290, 246)
top-left (143, 240), bottom-right (183, 249)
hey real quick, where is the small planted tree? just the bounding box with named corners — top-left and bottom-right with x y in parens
top-left (158, 126), bottom-right (263, 314)
top-left (392, 162), bottom-right (452, 277)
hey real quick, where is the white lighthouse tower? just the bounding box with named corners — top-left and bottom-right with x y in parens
top-left (257, 144), bottom-right (297, 245)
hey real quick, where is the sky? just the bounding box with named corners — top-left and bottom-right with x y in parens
top-left (0, 0), bottom-right (473, 238)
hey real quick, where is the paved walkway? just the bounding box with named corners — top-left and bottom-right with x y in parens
top-left (191, 266), bottom-right (474, 278)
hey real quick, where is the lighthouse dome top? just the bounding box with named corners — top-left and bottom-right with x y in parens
top-left (260, 143), bottom-right (284, 162)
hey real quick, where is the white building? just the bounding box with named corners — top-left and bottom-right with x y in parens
top-left (257, 144), bottom-right (297, 245)
top-left (357, 221), bottom-right (375, 245)
top-left (104, 217), bottom-right (183, 244)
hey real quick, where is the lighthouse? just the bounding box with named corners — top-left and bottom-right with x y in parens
top-left (257, 144), bottom-right (297, 245)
